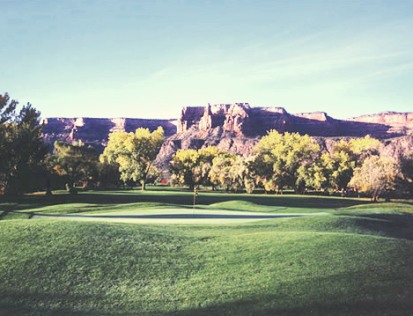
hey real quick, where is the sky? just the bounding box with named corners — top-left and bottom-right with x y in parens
top-left (2, 0), bottom-right (413, 119)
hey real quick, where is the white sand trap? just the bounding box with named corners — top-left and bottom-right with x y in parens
top-left (33, 208), bottom-right (328, 224)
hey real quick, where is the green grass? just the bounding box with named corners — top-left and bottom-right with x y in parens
top-left (0, 190), bottom-right (412, 315)
top-left (0, 188), bottom-right (369, 212)
top-left (0, 189), bottom-right (369, 220)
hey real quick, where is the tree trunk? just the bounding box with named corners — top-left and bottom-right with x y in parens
top-left (45, 175), bottom-right (52, 196)
top-left (141, 180), bottom-right (146, 191)
top-left (4, 176), bottom-right (20, 196)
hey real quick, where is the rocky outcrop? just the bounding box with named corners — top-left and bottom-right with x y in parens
top-left (42, 117), bottom-right (177, 150)
top-left (176, 107), bottom-right (204, 133)
top-left (154, 104), bottom-right (413, 178)
top-left (380, 135), bottom-right (413, 158)
top-left (347, 112), bottom-right (413, 136)
top-left (175, 104), bottom-right (413, 138)
top-left (199, 103), bottom-right (250, 136)
top-left (42, 104), bottom-right (413, 179)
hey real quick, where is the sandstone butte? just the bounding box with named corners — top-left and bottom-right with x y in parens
top-left (42, 103), bottom-right (413, 177)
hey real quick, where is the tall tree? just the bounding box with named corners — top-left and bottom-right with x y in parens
top-left (170, 146), bottom-right (220, 190)
top-left (0, 94), bottom-right (46, 195)
top-left (296, 155), bottom-right (328, 191)
top-left (398, 152), bottom-right (413, 197)
top-left (209, 154), bottom-right (237, 191)
top-left (196, 146), bottom-right (220, 188)
top-left (100, 127), bottom-right (164, 190)
top-left (247, 154), bottom-right (277, 192)
top-left (170, 149), bottom-right (199, 189)
top-left (0, 93), bottom-right (17, 193)
top-left (348, 156), bottom-right (399, 201)
top-left (49, 141), bottom-right (99, 193)
top-left (209, 153), bottom-right (246, 192)
top-left (0, 93), bottom-right (17, 124)
top-left (252, 131), bottom-right (321, 192)
top-left (321, 136), bottom-right (382, 191)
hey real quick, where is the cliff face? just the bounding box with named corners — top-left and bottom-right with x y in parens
top-left (176, 104), bottom-right (413, 138)
top-left (154, 104), bottom-right (413, 176)
top-left (347, 112), bottom-right (413, 136)
top-left (41, 104), bottom-right (413, 178)
top-left (42, 117), bottom-right (177, 150)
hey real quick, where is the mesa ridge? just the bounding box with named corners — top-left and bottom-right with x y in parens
top-left (41, 103), bottom-right (413, 175)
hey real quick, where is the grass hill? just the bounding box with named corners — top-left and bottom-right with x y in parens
top-left (0, 190), bottom-right (412, 315)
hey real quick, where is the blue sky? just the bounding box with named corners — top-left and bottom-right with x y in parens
top-left (2, 0), bottom-right (413, 119)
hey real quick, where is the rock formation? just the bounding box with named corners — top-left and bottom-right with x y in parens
top-left (42, 117), bottom-right (177, 150)
top-left (41, 104), bottom-right (413, 178)
top-left (154, 104), bottom-right (413, 177)
top-left (174, 103), bottom-right (413, 139)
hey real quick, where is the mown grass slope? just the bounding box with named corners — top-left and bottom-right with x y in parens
top-left (1, 196), bottom-right (412, 315)
top-left (0, 189), bottom-right (369, 217)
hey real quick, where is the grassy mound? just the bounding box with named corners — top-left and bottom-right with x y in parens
top-left (0, 189), bottom-right (368, 216)
top-left (1, 206), bottom-right (412, 315)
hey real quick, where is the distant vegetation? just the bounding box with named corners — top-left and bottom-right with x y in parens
top-left (1, 92), bottom-right (412, 200)
top-left (169, 132), bottom-right (412, 201)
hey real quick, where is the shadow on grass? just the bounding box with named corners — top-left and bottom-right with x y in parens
top-left (163, 270), bottom-right (413, 316)
top-left (349, 213), bottom-right (413, 241)
top-left (0, 291), bottom-right (103, 316)
top-left (167, 300), bottom-right (413, 316)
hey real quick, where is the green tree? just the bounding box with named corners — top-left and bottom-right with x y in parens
top-left (243, 157), bottom-right (257, 194)
top-left (209, 153), bottom-right (247, 192)
top-left (349, 135), bottom-right (381, 162)
top-left (0, 93), bottom-right (17, 124)
top-left (229, 155), bottom-right (247, 192)
top-left (0, 93), bottom-right (18, 193)
top-left (209, 153), bottom-right (236, 191)
top-left (196, 146), bottom-right (220, 188)
top-left (253, 131), bottom-right (321, 193)
top-left (96, 162), bottom-right (122, 189)
top-left (296, 155), bottom-right (328, 191)
top-left (321, 136), bottom-right (382, 191)
top-left (398, 152), bottom-right (413, 197)
top-left (0, 94), bottom-right (46, 195)
top-left (100, 127), bottom-right (164, 190)
top-left (49, 141), bottom-right (99, 193)
top-left (170, 149), bottom-right (199, 189)
top-left (321, 141), bottom-right (355, 191)
top-left (348, 156), bottom-right (399, 201)
top-left (247, 154), bottom-right (277, 192)
top-left (170, 146), bottom-right (220, 190)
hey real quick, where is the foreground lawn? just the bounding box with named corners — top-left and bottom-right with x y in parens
top-left (0, 191), bottom-right (412, 315)
top-left (0, 224), bottom-right (412, 314)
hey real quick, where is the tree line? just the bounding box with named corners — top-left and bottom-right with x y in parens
top-left (170, 131), bottom-right (413, 201)
top-left (1, 92), bottom-right (412, 200)
top-left (0, 93), bottom-right (164, 195)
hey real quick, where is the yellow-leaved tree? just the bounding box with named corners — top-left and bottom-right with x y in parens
top-left (251, 130), bottom-right (321, 193)
top-left (209, 153), bottom-right (246, 192)
top-left (321, 136), bottom-right (382, 191)
top-left (348, 156), bottom-right (399, 201)
top-left (170, 146), bottom-right (220, 190)
top-left (100, 127), bottom-right (164, 190)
